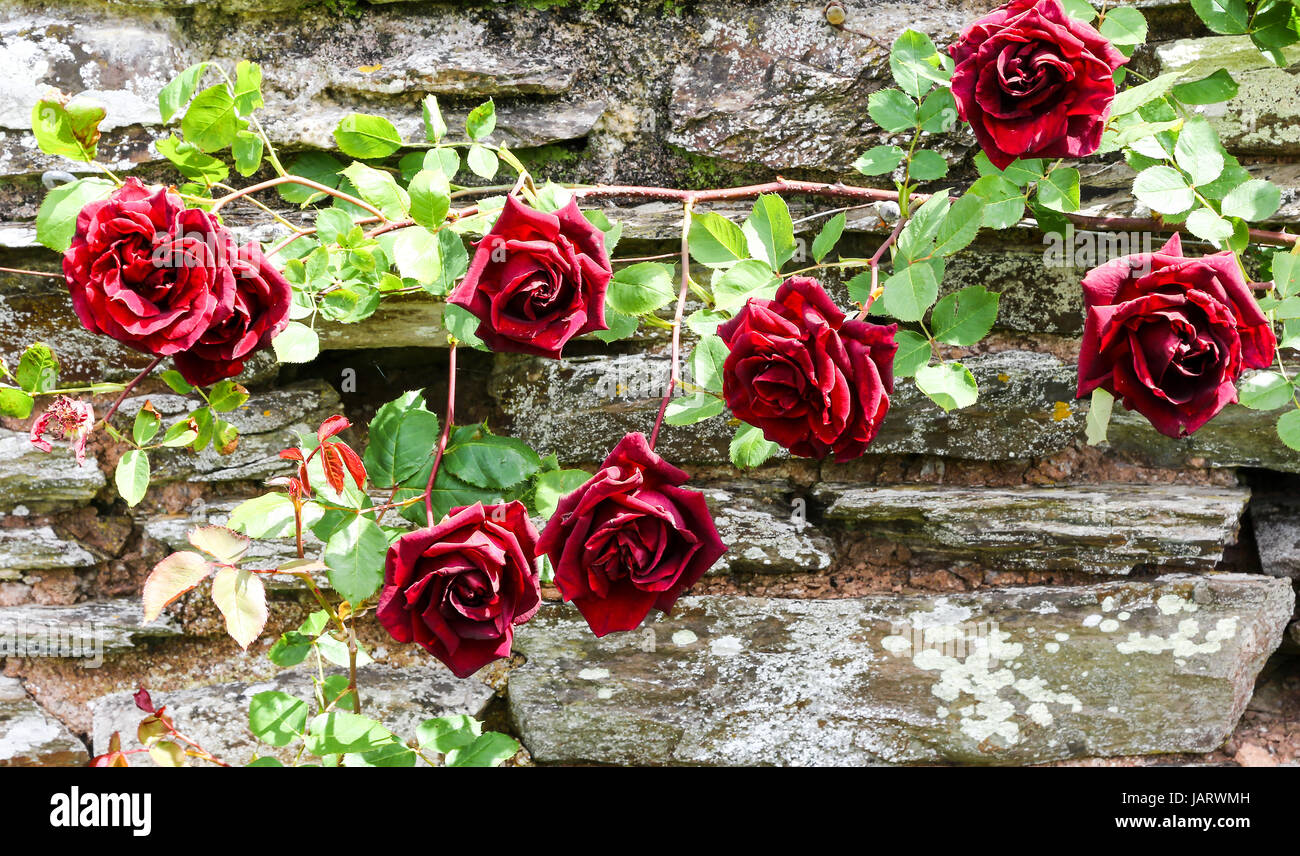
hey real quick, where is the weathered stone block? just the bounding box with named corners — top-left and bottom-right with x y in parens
top-left (0, 598), bottom-right (180, 658)
top-left (703, 485), bottom-right (833, 576)
top-left (0, 525), bottom-right (96, 580)
top-left (0, 428), bottom-right (105, 509)
top-left (509, 575), bottom-right (1294, 765)
top-left (1249, 497), bottom-right (1300, 580)
top-left (0, 676), bottom-right (88, 766)
top-left (1108, 403), bottom-right (1300, 474)
top-left (815, 483), bottom-right (1250, 575)
top-left (90, 664), bottom-right (495, 766)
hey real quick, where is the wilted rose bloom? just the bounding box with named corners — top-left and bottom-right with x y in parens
top-left (448, 195), bottom-right (612, 358)
top-left (949, 0), bottom-right (1127, 168)
top-left (538, 432), bottom-right (727, 637)
top-left (30, 396), bottom-right (94, 465)
top-left (1077, 234), bottom-right (1277, 437)
top-left (376, 502), bottom-right (541, 678)
top-left (717, 277), bottom-right (897, 461)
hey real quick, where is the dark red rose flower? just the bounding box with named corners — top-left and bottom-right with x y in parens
top-left (716, 276), bottom-right (898, 461)
top-left (376, 501), bottom-right (541, 678)
top-left (171, 241), bottom-right (291, 387)
top-left (538, 432), bottom-right (727, 637)
top-left (64, 177), bottom-right (236, 359)
top-left (448, 195), bottom-right (612, 358)
top-left (1077, 234), bottom-right (1276, 438)
top-left (949, 0), bottom-right (1127, 169)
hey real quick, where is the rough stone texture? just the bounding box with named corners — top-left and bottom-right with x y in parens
top-left (1249, 497), bottom-right (1300, 580)
top-left (0, 597), bottom-right (179, 657)
top-left (0, 525), bottom-right (97, 581)
top-left (0, 429), bottom-right (105, 508)
top-left (815, 484), bottom-right (1250, 575)
top-left (703, 484), bottom-right (833, 576)
top-left (510, 575), bottom-right (1294, 766)
top-left (90, 664), bottom-right (495, 766)
top-left (116, 380), bottom-right (341, 483)
top-left (0, 676), bottom-right (88, 766)
top-left (1108, 404), bottom-right (1300, 475)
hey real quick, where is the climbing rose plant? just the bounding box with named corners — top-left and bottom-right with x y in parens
top-left (5, 0), bottom-right (1299, 766)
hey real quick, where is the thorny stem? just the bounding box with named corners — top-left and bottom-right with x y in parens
top-left (0, 266), bottom-right (62, 279)
top-left (856, 215), bottom-right (909, 320)
top-left (650, 195), bottom-right (697, 450)
top-left (209, 175), bottom-right (388, 221)
top-left (424, 343), bottom-right (458, 528)
top-left (98, 355), bottom-right (165, 429)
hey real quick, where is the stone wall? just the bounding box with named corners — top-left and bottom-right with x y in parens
top-left (1, 0), bottom-right (1298, 766)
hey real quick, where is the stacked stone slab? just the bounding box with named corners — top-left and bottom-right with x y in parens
top-left (0, 0), bottom-right (1296, 766)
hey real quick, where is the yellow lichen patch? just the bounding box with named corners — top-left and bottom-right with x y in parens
top-left (1052, 401), bottom-right (1072, 422)
top-left (997, 373), bottom-right (1010, 383)
top-left (358, 64), bottom-right (383, 73)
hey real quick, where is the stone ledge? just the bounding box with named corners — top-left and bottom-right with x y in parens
top-left (813, 483), bottom-right (1250, 575)
top-left (0, 429), bottom-right (105, 509)
top-left (0, 676), bottom-right (88, 767)
top-left (0, 597), bottom-right (180, 657)
top-left (508, 574), bottom-right (1294, 765)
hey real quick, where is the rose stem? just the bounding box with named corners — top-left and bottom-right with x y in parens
top-left (346, 620), bottom-right (361, 714)
top-left (423, 342), bottom-right (458, 528)
top-left (0, 266), bottom-right (63, 279)
top-left (97, 354), bottom-right (165, 428)
top-left (650, 195), bottom-right (698, 450)
top-left (208, 175), bottom-right (388, 221)
top-left (855, 214), bottom-right (909, 320)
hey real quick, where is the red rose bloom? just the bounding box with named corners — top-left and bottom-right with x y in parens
top-left (949, 0), bottom-right (1127, 169)
top-left (448, 195), bottom-right (612, 358)
top-left (1077, 234), bottom-right (1276, 438)
top-left (63, 177), bottom-right (235, 359)
top-left (172, 242), bottom-right (292, 387)
top-left (376, 501), bottom-right (541, 678)
top-left (717, 277), bottom-right (898, 461)
top-left (538, 432), bottom-right (727, 637)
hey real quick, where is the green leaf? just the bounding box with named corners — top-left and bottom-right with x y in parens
top-left (607, 262), bottom-right (676, 315)
top-left (892, 329), bottom-right (932, 378)
top-left (1173, 117), bottom-right (1224, 186)
top-left (427, 229), bottom-right (470, 296)
top-left (393, 227), bottom-right (441, 284)
top-left (918, 88), bottom-right (958, 133)
top-left (1238, 371), bottom-right (1294, 411)
top-left (272, 322), bottom-right (320, 364)
top-left (890, 29), bottom-right (947, 97)
top-left (867, 88), bottom-right (917, 133)
top-left (35, 177), bottom-right (115, 252)
top-left (442, 303), bottom-right (486, 350)
top-left (444, 431), bottom-right (542, 490)
top-left (248, 691), bottom-right (308, 748)
top-left (446, 732), bottom-right (520, 767)
top-left (1085, 387), bottom-right (1114, 445)
top-left (711, 259), bottom-right (780, 312)
top-left (132, 406), bottom-right (161, 446)
top-left (231, 61), bottom-right (264, 114)
top-left (1098, 6), bottom-right (1147, 45)
top-left (277, 152), bottom-right (343, 205)
top-left (160, 370), bottom-right (195, 394)
top-left (582, 209), bottom-right (623, 255)
top-left (908, 150), bottom-right (949, 181)
top-left (208, 380), bottom-right (249, 412)
top-left (882, 263), bottom-right (940, 323)
top-left (1186, 207), bottom-right (1234, 244)
top-left (688, 211), bottom-right (748, 267)
top-left (533, 468), bottom-right (591, 519)
top-left (31, 95), bottom-right (105, 161)
top-left (1189, 0), bottom-right (1250, 34)
top-left (730, 423), bottom-right (779, 469)
top-left (967, 175), bottom-right (1025, 229)
top-left (915, 362), bottom-right (978, 412)
top-left (157, 134), bottom-right (231, 183)
top-left (323, 515), bottom-right (388, 605)
top-left (1249, 0), bottom-right (1300, 48)
top-left (1111, 71), bottom-right (1184, 117)
top-left (896, 191), bottom-right (950, 262)
top-left (664, 392), bottom-right (726, 427)
top-left (1278, 409), bottom-right (1300, 451)
top-left (852, 145), bottom-right (905, 176)
top-left (1220, 179), bottom-right (1281, 221)
top-left (416, 715), bottom-right (480, 753)
top-left (333, 113), bottom-right (403, 159)
top-left (181, 84), bottom-right (238, 153)
top-left (159, 63), bottom-right (208, 123)
top-left (364, 390), bottom-right (440, 488)
top-left (594, 309), bottom-right (638, 343)
top-left (305, 712), bottom-right (395, 756)
top-left (16, 343), bottom-right (58, 394)
top-left (1061, 0), bottom-right (1096, 22)
top-left (933, 194), bottom-right (983, 257)
top-left (466, 99), bottom-right (497, 140)
top-left (210, 566), bottom-right (267, 649)
top-left (931, 285), bottom-right (999, 346)
top-left (743, 194), bottom-right (797, 271)
top-left (1036, 167), bottom-right (1081, 212)
top-left (1171, 69), bottom-right (1238, 105)
top-left (344, 738), bottom-right (417, 768)
top-left (467, 144), bottom-right (498, 179)
top-left (341, 161), bottom-right (409, 219)
top-left (811, 212), bottom-right (845, 262)
top-left (422, 95), bottom-right (447, 142)
top-left (408, 170), bottom-right (451, 229)
top-left (690, 334), bottom-right (729, 393)
top-left (0, 388), bottom-right (34, 419)
top-left (228, 492), bottom-right (318, 539)
top-left (1273, 252), bottom-right (1300, 298)
top-left (1133, 165), bottom-right (1195, 214)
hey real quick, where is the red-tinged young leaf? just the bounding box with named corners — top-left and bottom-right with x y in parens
top-left (142, 551), bottom-right (213, 622)
top-left (317, 414), bottom-right (350, 443)
top-left (211, 567), bottom-right (268, 650)
top-left (279, 447), bottom-right (304, 462)
top-left (89, 751), bottom-right (129, 767)
top-left (133, 686), bottom-right (154, 713)
top-left (333, 441), bottom-right (367, 490)
top-left (187, 525), bottom-right (251, 564)
top-left (320, 443), bottom-right (346, 494)
top-left (298, 463), bottom-right (313, 497)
